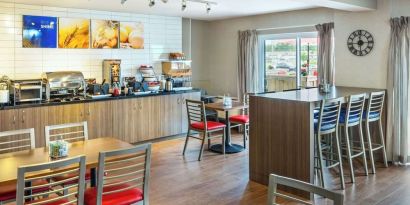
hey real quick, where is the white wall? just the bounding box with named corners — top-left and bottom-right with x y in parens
top-left (0, 2), bottom-right (182, 82)
top-left (192, 0), bottom-right (402, 96)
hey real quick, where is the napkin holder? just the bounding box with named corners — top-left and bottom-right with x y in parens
top-left (49, 140), bottom-right (69, 159)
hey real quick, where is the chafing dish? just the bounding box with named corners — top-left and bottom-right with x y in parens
top-left (42, 71), bottom-right (86, 101)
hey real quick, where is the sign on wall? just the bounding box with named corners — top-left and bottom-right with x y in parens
top-left (58, 17), bottom-right (90, 49)
top-left (22, 15), bottom-right (57, 48)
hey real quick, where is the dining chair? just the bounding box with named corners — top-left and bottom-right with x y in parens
top-left (229, 93), bottom-right (249, 149)
top-left (83, 143), bottom-right (152, 205)
top-left (267, 174), bottom-right (344, 205)
top-left (16, 155), bottom-right (86, 205)
top-left (314, 97), bottom-right (345, 189)
top-left (182, 99), bottom-right (226, 161)
top-left (0, 128), bottom-right (36, 205)
top-left (45, 121), bottom-right (89, 146)
top-left (45, 121), bottom-right (90, 193)
top-left (339, 94), bottom-right (368, 183)
top-left (363, 91), bottom-right (388, 174)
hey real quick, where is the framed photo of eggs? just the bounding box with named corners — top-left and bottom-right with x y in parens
top-left (120, 22), bottom-right (144, 49)
top-left (91, 20), bottom-right (120, 49)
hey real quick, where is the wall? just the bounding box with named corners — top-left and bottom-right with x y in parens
top-left (0, 1), bottom-right (182, 82)
top-left (193, 0), bottom-right (399, 96)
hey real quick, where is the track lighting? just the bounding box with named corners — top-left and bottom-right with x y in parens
top-left (161, 0), bottom-right (168, 2)
top-left (182, 0), bottom-right (187, 11)
top-left (121, 0), bottom-right (127, 5)
top-left (149, 0), bottom-right (155, 7)
top-left (206, 3), bottom-right (211, 14)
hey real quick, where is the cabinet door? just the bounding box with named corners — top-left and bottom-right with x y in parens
top-left (138, 96), bottom-right (161, 142)
top-left (18, 107), bottom-right (47, 148)
top-left (112, 99), bottom-right (136, 143)
top-left (45, 104), bottom-right (85, 126)
top-left (181, 92), bottom-right (201, 132)
top-left (0, 109), bottom-right (19, 132)
top-left (159, 94), bottom-right (182, 137)
top-left (85, 101), bottom-right (113, 139)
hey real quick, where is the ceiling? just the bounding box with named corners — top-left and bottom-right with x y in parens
top-left (4, 0), bottom-right (376, 21)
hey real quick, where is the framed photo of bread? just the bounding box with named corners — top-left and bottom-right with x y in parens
top-left (120, 22), bottom-right (144, 49)
top-left (91, 20), bottom-right (120, 49)
top-left (58, 17), bottom-right (90, 48)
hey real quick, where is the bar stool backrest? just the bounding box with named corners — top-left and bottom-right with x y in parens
top-left (186, 99), bottom-right (207, 130)
top-left (96, 143), bottom-right (152, 205)
top-left (16, 156), bottom-right (86, 205)
top-left (317, 98), bottom-right (343, 135)
top-left (0, 128), bottom-right (35, 154)
top-left (366, 91), bottom-right (385, 121)
top-left (45, 121), bottom-right (89, 146)
top-left (267, 174), bottom-right (344, 205)
top-left (344, 93), bottom-right (366, 126)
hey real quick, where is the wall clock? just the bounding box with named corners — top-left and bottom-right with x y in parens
top-left (347, 30), bottom-right (374, 56)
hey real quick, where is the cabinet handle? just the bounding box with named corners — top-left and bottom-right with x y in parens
top-left (139, 102), bottom-right (142, 110)
top-left (21, 110), bottom-right (25, 123)
top-left (177, 98), bottom-right (181, 104)
top-left (13, 116), bottom-right (16, 124)
top-left (87, 108), bottom-right (91, 116)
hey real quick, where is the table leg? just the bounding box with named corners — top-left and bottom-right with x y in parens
top-left (210, 110), bottom-right (244, 154)
top-left (90, 168), bottom-right (97, 187)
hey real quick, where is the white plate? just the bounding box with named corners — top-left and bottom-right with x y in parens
top-left (86, 94), bottom-right (112, 99)
top-left (134, 91), bottom-right (152, 95)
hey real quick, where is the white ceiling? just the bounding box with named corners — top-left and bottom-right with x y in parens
top-left (3, 0), bottom-right (376, 20)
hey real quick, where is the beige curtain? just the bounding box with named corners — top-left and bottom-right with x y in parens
top-left (237, 30), bottom-right (260, 99)
top-left (315, 23), bottom-right (335, 85)
top-left (387, 17), bottom-right (410, 164)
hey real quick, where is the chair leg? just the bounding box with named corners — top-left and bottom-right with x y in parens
top-left (243, 124), bottom-right (247, 149)
top-left (365, 121), bottom-right (376, 174)
top-left (358, 123), bottom-right (369, 176)
top-left (378, 119), bottom-right (388, 168)
top-left (182, 129), bottom-right (191, 155)
top-left (198, 132), bottom-right (207, 161)
top-left (317, 134), bottom-right (325, 188)
top-left (344, 126), bottom-right (355, 183)
top-left (335, 131), bottom-right (345, 190)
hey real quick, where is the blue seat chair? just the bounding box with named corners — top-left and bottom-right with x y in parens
top-left (314, 97), bottom-right (345, 190)
top-left (339, 94), bottom-right (369, 184)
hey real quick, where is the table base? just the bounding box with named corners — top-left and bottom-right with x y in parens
top-left (210, 144), bottom-right (244, 154)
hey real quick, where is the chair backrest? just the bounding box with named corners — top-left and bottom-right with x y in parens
top-left (343, 93), bottom-right (366, 126)
top-left (365, 91), bottom-right (385, 121)
top-left (96, 143), bottom-right (152, 205)
top-left (16, 156), bottom-right (86, 205)
top-left (267, 174), bottom-right (344, 205)
top-left (186, 99), bottom-right (207, 129)
top-left (0, 128), bottom-right (35, 154)
top-left (317, 98), bottom-right (343, 135)
top-left (45, 121), bottom-right (88, 146)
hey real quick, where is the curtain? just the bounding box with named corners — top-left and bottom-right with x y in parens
top-left (315, 22), bottom-right (335, 86)
top-left (237, 30), bottom-right (260, 99)
top-left (387, 17), bottom-right (410, 164)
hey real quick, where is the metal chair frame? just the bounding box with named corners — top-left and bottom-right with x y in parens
top-left (16, 156), bottom-right (86, 205)
top-left (229, 94), bottom-right (250, 149)
top-left (267, 174), bottom-right (344, 205)
top-left (363, 91), bottom-right (388, 174)
top-left (95, 143), bottom-right (152, 205)
top-left (45, 121), bottom-right (89, 146)
top-left (315, 97), bottom-right (345, 190)
top-left (183, 99), bottom-right (226, 161)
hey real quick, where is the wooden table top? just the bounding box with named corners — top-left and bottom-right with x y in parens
top-left (0, 137), bottom-right (133, 186)
top-left (205, 101), bottom-right (248, 112)
top-left (254, 86), bottom-right (385, 102)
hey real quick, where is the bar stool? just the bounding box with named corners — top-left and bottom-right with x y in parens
top-left (183, 99), bottom-right (226, 161)
top-left (339, 94), bottom-right (368, 183)
top-left (364, 91), bottom-right (388, 174)
top-left (314, 98), bottom-right (345, 190)
top-left (229, 94), bottom-right (249, 149)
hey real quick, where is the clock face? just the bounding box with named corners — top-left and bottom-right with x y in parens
top-left (347, 30), bottom-right (374, 56)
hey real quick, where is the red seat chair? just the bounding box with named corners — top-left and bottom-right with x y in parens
top-left (16, 156), bottom-right (87, 205)
top-left (229, 94), bottom-right (250, 149)
top-left (182, 100), bottom-right (226, 161)
top-left (84, 144), bottom-right (152, 205)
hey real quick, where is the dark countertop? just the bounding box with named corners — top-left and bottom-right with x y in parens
top-left (254, 86), bottom-right (385, 102)
top-left (0, 89), bottom-right (201, 110)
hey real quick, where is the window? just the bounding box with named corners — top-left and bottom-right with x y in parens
top-left (259, 32), bottom-right (318, 92)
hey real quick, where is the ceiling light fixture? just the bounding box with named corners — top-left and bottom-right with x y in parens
top-left (121, 0), bottom-right (127, 4)
top-left (149, 0), bottom-right (155, 7)
top-left (181, 0), bottom-right (187, 11)
top-left (161, 0), bottom-right (168, 3)
top-left (206, 2), bottom-right (211, 14)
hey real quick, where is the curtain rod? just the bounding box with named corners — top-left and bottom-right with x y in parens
top-left (255, 24), bottom-right (316, 32)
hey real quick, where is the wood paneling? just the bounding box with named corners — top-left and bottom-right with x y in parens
top-left (85, 101), bottom-right (113, 139)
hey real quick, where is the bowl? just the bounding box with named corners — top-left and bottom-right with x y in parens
top-left (147, 85), bottom-right (160, 92)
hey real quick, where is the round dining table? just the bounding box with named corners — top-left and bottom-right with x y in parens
top-left (205, 101), bottom-right (248, 154)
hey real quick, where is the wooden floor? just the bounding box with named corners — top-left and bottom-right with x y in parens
top-left (148, 133), bottom-right (410, 205)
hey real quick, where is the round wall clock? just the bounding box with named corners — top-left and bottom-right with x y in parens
top-left (347, 30), bottom-right (374, 56)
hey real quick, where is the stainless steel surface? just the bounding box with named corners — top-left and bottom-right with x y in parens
top-left (11, 80), bottom-right (43, 105)
top-left (103, 59), bottom-right (122, 87)
top-left (42, 71), bottom-right (86, 101)
top-left (165, 78), bottom-right (174, 91)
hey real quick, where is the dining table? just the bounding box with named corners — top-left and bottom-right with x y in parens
top-left (0, 137), bottom-right (134, 188)
top-left (205, 101), bottom-right (248, 154)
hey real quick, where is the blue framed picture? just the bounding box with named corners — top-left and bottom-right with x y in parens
top-left (23, 15), bottom-right (57, 48)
